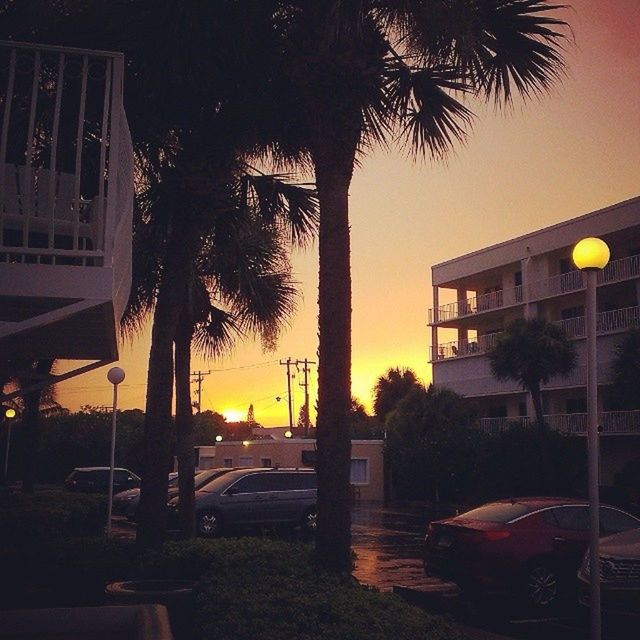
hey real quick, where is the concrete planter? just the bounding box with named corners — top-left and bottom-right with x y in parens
top-left (105, 580), bottom-right (195, 640)
top-left (0, 604), bottom-right (174, 640)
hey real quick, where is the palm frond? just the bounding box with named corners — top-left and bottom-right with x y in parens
top-left (387, 62), bottom-right (474, 158)
top-left (192, 306), bottom-right (243, 360)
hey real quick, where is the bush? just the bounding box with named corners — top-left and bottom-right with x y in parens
top-left (0, 489), bottom-right (107, 544)
top-left (0, 536), bottom-right (464, 640)
top-left (194, 540), bottom-right (464, 640)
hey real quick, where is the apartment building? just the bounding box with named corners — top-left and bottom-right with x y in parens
top-left (428, 197), bottom-right (640, 479)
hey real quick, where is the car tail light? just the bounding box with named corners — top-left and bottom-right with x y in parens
top-left (483, 530), bottom-right (511, 542)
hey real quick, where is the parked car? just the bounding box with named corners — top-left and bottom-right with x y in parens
top-left (112, 468), bottom-right (235, 520)
top-left (64, 467), bottom-right (140, 494)
top-left (578, 527), bottom-right (640, 616)
top-left (168, 467), bottom-right (317, 536)
top-left (423, 497), bottom-right (640, 610)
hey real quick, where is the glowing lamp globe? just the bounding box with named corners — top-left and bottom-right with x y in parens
top-left (107, 367), bottom-right (126, 385)
top-left (215, 435), bottom-right (223, 443)
top-left (284, 430), bottom-right (293, 439)
top-left (572, 237), bottom-right (610, 271)
top-left (4, 407), bottom-right (16, 419)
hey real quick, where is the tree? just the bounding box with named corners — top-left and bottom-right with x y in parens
top-left (126, 169), bottom-right (317, 538)
top-left (254, 0), bottom-right (568, 572)
top-left (489, 318), bottom-right (576, 433)
top-left (373, 367), bottom-right (423, 420)
top-left (610, 329), bottom-right (640, 410)
top-left (385, 385), bottom-right (482, 503)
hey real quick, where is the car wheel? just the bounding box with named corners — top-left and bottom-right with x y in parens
top-left (525, 563), bottom-right (559, 609)
top-left (197, 510), bottom-right (221, 537)
top-left (302, 507), bottom-right (317, 534)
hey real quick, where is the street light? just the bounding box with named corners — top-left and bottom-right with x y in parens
top-left (106, 366), bottom-right (125, 535)
top-left (572, 236), bottom-right (610, 640)
top-left (2, 405), bottom-right (17, 482)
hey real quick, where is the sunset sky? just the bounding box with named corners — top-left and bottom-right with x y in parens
top-left (57, 0), bottom-right (640, 426)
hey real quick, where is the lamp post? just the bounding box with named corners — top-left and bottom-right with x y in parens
top-left (2, 406), bottom-right (17, 482)
top-left (106, 366), bottom-right (126, 535)
top-left (572, 237), bottom-right (610, 640)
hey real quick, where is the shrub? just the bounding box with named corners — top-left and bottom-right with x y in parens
top-left (0, 489), bottom-right (107, 544)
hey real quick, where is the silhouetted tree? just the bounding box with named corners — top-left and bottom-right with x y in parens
top-left (489, 318), bottom-right (576, 433)
top-left (610, 329), bottom-right (640, 410)
top-left (373, 367), bottom-right (423, 421)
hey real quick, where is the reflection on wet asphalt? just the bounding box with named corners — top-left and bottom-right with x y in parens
top-left (351, 501), bottom-right (456, 593)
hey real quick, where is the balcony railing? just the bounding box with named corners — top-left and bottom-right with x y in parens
top-left (477, 411), bottom-right (640, 436)
top-left (0, 41), bottom-right (130, 266)
top-left (429, 285), bottom-right (522, 324)
top-left (529, 254), bottom-right (640, 301)
top-left (555, 306), bottom-right (640, 339)
top-left (431, 332), bottom-right (501, 360)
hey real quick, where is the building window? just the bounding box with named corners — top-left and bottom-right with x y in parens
top-left (350, 459), bottom-right (369, 485)
top-left (566, 398), bottom-right (586, 414)
top-left (223, 458), bottom-right (233, 468)
top-left (199, 456), bottom-right (215, 470)
top-left (261, 457), bottom-right (272, 468)
top-left (518, 402), bottom-right (527, 417)
top-left (238, 455), bottom-right (253, 468)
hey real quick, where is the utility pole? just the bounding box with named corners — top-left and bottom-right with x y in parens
top-left (190, 370), bottom-right (211, 414)
top-left (298, 358), bottom-right (316, 437)
top-left (279, 358), bottom-right (294, 431)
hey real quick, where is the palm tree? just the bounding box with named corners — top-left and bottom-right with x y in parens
top-left (125, 168), bottom-right (317, 538)
top-left (373, 367), bottom-right (423, 421)
top-left (250, 0), bottom-right (569, 572)
top-left (610, 329), bottom-right (640, 410)
top-left (489, 318), bottom-right (576, 432)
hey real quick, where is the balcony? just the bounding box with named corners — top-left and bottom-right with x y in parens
top-left (431, 305), bottom-right (640, 362)
top-left (429, 285), bottom-right (522, 324)
top-left (477, 411), bottom-right (640, 436)
top-left (529, 253), bottom-right (640, 301)
top-left (0, 41), bottom-right (133, 361)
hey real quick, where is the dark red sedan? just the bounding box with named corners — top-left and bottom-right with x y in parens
top-left (424, 497), bottom-right (640, 610)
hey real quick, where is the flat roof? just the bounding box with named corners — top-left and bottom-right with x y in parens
top-left (432, 196), bottom-right (640, 287)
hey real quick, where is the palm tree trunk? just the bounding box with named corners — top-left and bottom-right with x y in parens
top-left (312, 126), bottom-right (358, 574)
top-left (20, 359), bottom-right (53, 493)
top-left (137, 224), bottom-right (195, 549)
top-left (174, 310), bottom-right (196, 538)
top-left (530, 383), bottom-right (554, 492)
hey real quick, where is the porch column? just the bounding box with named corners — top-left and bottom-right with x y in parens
top-left (431, 286), bottom-right (439, 367)
top-left (457, 287), bottom-right (468, 346)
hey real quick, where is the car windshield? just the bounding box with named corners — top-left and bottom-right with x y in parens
top-left (456, 502), bottom-right (533, 523)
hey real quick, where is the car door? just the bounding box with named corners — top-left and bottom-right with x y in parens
top-left (543, 506), bottom-right (590, 570)
top-left (268, 472), bottom-right (317, 523)
top-left (219, 472), bottom-right (278, 526)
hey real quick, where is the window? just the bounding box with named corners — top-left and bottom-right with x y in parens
top-left (350, 459), bottom-right (369, 485)
top-left (518, 402), bottom-right (527, 417)
top-left (547, 506), bottom-right (589, 531)
top-left (238, 455), bottom-right (253, 468)
top-left (600, 507), bottom-right (640, 535)
top-left (261, 458), bottom-right (272, 468)
top-left (566, 398), bottom-right (586, 414)
top-left (457, 502), bottom-right (533, 523)
top-left (223, 458), bottom-right (233, 468)
top-left (199, 456), bottom-right (215, 470)
top-left (561, 306), bottom-right (584, 320)
top-left (229, 473), bottom-right (270, 494)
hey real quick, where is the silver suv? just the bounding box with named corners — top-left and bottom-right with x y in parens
top-left (169, 467), bottom-right (317, 536)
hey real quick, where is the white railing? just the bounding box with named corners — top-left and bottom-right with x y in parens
top-left (530, 254), bottom-right (640, 301)
top-left (429, 285), bottom-right (523, 324)
top-left (0, 41), bottom-right (130, 267)
top-left (478, 411), bottom-right (640, 436)
top-left (554, 306), bottom-right (640, 339)
top-left (431, 332), bottom-right (501, 360)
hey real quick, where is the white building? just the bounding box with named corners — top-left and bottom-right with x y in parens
top-left (0, 41), bottom-right (133, 381)
top-left (428, 197), bottom-right (640, 479)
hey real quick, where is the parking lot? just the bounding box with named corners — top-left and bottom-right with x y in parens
top-left (349, 502), bottom-right (635, 640)
top-left (113, 501), bottom-right (635, 639)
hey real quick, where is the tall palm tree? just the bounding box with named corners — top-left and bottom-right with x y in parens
top-left (249, 0), bottom-right (569, 572)
top-left (125, 168), bottom-right (317, 539)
